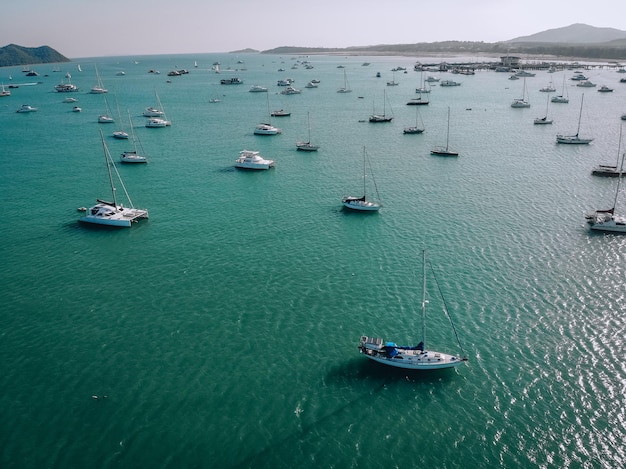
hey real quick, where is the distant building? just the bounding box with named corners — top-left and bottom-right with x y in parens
top-left (500, 56), bottom-right (521, 68)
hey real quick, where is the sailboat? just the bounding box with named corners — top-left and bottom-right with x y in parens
top-left (403, 105), bottom-right (425, 134)
top-left (359, 250), bottom-right (468, 370)
top-left (369, 90), bottom-right (393, 122)
top-left (556, 94), bottom-right (593, 144)
top-left (121, 111), bottom-right (148, 163)
top-left (534, 94), bottom-right (553, 125)
top-left (342, 147), bottom-right (382, 211)
top-left (79, 130), bottom-right (149, 227)
top-left (337, 68), bottom-right (352, 93)
top-left (511, 77), bottom-right (530, 108)
top-left (254, 92), bottom-right (281, 135)
top-left (296, 112), bottom-right (319, 151)
top-left (112, 95), bottom-right (129, 139)
top-left (89, 65), bottom-right (108, 94)
top-left (98, 93), bottom-right (115, 123)
top-left (431, 107), bottom-right (458, 156)
top-left (145, 90), bottom-right (171, 127)
top-left (586, 137), bottom-right (626, 232)
top-left (551, 75), bottom-right (569, 103)
top-left (592, 123), bottom-right (625, 177)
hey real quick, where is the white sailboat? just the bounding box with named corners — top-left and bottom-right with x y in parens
top-left (511, 77), bottom-right (530, 108)
top-left (342, 147), bottom-right (382, 211)
top-left (359, 250), bottom-right (468, 370)
top-left (551, 75), bottom-right (569, 103)
top-left (337, 68), bottom-right (352, 93)
top-left (254, 93), bottom-right (281, 135)
top-left (296, 112), bottom-right (319, 151)
top-left (121, 111), bottom-right (148, 163)
top-left (534, 94), bottom-right (553, 125)
top-left (431, 107), bottom-right (458, 156)
top-left (112, 95), bottom-right (129, 139)
top-left (79, 130), bottom-right (148, 227)
top-left (586, 136), bottom-right (626, 232)
top-left (145, 90), bottom-right (171, 127)
top-left (98, 93), bottom-right (115, 123)
top-left (89, 64), bottom-right (108, 94)
top-left (369, 90), bottom-right (393, 122)
top-left (556, 94), bottom-right (593, 144)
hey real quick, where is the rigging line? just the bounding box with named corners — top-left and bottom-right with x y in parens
top-left (427, 259), bottom-right (467, 358)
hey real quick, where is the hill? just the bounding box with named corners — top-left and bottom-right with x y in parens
top-left (263, 25), bottom-right (626, 61)
top-left (507, 23), bottom-right (626, 44)
top-left (0, 44), bottom-right (69, 67)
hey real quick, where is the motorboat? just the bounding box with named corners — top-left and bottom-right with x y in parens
top-left (576, 81), bottom-right (596, 88)
top-left (515, 70), bottom-right (536, 77)
top-left (145, 117), bottom-right (171, 127)
top-left (571, 73), bottom-right (588, 81)
top-left (16, 104), bottom-right (37, 113)
top-left (143, 106), bottom-right (164, 117)
top-left (54, 83), bottom-right (78, 92)
top-left (220, 77), bottom-right (243, 85)
top-left (73, 106), bottom-right (82, 112)
top-left (280, 86), bottom-right (301, 95)
top-left (63, 97), bottom-right (78, 103)
top-left (249, 85), bottom-right (267, 92)
top-left (234, 150), bottom-right (275, 170)
top-left (439, 80), bottom-right (461, 87)
top-left (253, 123), bottom-right (281, 135)
top-left (597, 85), bottom-right (614, 92)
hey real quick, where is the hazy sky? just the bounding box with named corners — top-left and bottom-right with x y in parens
top-left (1, 0), bottom-right (623, 58)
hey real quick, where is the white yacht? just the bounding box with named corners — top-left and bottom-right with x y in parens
top-left (234, 150), bottom-right (275, 170)
top-left (253, 123), bottom-right (281, 135)
top-left (143, 106), bottom-right (164, 117)
top-left (249, 85), bottom-right (267, 92)
top-left (54, 83), bottom-right (78, 92)
top-left (79, 131), bottom-right (148, 227)
top-left (16, 104), bottom-right (37, 113)
top-left (145, 117), bottom-right (171, 127)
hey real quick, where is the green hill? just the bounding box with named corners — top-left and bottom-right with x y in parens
top-left (0, 44), bottom-right (69, 67)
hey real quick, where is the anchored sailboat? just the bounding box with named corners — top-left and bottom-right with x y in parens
top-left (359, 250), bottom-right (468, 370)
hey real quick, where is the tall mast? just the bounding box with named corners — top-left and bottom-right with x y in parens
top-left (362, 147), bottom-right (366, 199)
top-left (576, 94), bottom-right (584, 136)
top-left (445, 107), bottom-right (451, 151)
top-left (612, 124), bottom-right (625, 210)
top-left (100, 129), bottom-right (118, 207)
top-left (421, 249), bottom-right (427, 347)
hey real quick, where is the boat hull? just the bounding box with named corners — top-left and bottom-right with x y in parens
top-left (342, 197), bottom-right (381, 211)
top-left (359, 337), bottom-right (465, 370)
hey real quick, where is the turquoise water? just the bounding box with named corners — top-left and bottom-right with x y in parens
top-left (1, 53), bottom-right (626, 468)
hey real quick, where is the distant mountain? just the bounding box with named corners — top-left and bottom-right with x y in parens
top-left (507, 23), bottom-right (626, 44)
top-left (0, 44), bottom-right (69, 67)
top-left (229, 48), bottom-right (259, 54)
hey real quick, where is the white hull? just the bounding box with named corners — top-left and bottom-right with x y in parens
top-left (296, 142), bottom-right (319, 151)
top-left (80, 204), bottom-right (148, 227)
top-left (120, 151), bottom-right (147, 164)
top-left (590, 220), bottom-right (626, 232)
top-left (359, 337), bottom-right (466, 370)
top-left (342, 197), bottom-right (381, 211)
top-left (254, 124), bottom-right (281, 135)
top-left (146, 118), bottom-right (171, 127)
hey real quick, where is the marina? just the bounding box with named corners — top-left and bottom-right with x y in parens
top-left (1, 51), bottom-right (626, 468)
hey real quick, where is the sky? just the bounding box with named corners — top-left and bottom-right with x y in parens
top-left (1, 0), bottom-right (623, 58)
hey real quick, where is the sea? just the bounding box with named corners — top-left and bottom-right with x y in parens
top-left (1, 52), bottom-right (625, 468)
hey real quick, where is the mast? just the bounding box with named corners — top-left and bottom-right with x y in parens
top-left (100, 130), bottom-right (118, 207)
top-left (445, 107), bottom-right (451, 151)
top-left (612, 124), bottom-right (625, 210)
top-left (421, 249), bottom-right (427, 348)
top-left (362, 146), bottom-right (367, 199)
top-left (576, 94), bottom-right (584, 137)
